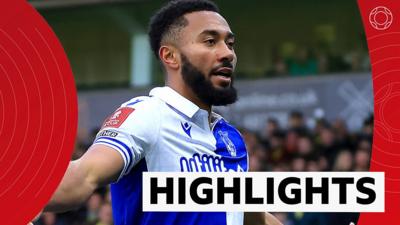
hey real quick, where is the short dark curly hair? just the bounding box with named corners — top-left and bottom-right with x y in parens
top-left (148, 0), bottom-right (219, 59)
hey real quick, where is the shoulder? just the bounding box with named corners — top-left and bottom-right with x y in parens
top-left (102, 96), bottom-right (163, 129)
top-left (120, 96), bottom-right (161, 110)
top-left (120, 96), bottom-right (164, 117)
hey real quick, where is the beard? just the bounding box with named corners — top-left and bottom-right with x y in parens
top-left (180, 54), bottom-right (238, 106)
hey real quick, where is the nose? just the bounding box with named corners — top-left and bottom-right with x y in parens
top-left (217, 42), bottom-right (235, 63)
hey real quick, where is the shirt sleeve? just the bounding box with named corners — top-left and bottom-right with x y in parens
top-left (92, 99), bottom-right (160, 180)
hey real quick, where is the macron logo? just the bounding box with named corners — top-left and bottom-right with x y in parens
top-left (181, 122), bottom-right (192, 138)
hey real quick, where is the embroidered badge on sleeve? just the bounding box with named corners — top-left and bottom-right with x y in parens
top-left (102, 107), bottom-right (135, 128)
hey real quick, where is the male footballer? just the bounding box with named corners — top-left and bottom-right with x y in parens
top-left (30, 0), bottom-right (283, 225)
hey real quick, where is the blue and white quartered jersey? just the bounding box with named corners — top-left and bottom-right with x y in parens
top-left (92, 86), bottom-right (248, 225)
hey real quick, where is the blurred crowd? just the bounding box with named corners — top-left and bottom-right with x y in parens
top-left (264, 45), bottom-right (370, 77)
top-left (243, 111), bottom-right (373, 225)
top-left (245, 111), bottom-right (372, 173)
top-left (35, 111), bottom-right (373, 225)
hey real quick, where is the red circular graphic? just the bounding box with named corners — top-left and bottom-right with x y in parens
top-left (0, 1), bottom-right (77, 225)
top-left (369, 6), bottom-right (393, 30)
top-left (381, 93), bottom-right (400, 132)
top-left (358, 0), bottom-right (400, 224)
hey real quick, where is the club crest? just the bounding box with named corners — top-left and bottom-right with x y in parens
top-left (218, 130), bottom-right (236, 157)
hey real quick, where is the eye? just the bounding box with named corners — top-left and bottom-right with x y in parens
top-left (226, 40), bottom-right (235, 49)
top-left (205, 39), bottom-right (216, 46)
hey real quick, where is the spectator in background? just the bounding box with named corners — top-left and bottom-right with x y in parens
top-left (315, 126), bottom-right (338, 169)
top-left (297, 135), bottom-right (315, 159)
top-left (263, 118), bottom-right (281, 139)
top-left (249, 144), bottom-right (268, 171)
top-left (317, 155), bottom-right (329, 171)
top-left (291, 156), bottom-right (306, 171)
top-left (333, 150), bottom-right (353, 171)
top-left (332, 118), bottom-right (352, 150)
top-left (267, 130), bottom-right (287, 165)
top-left (288, 111), bottom-right (304, 129)
top-left (241, 129), bottom-right (260, 154)
top-left (313, 118), bottom-right (331, 136)
top-left (288, 111), bottom-right (309, 135)
top-left (285, 129), bottom-right (300, 154)
top-left (266, 47), bottom-right (288, 77)
top-left (361, 114), bottom-right (374, 139)
top-left (288, 47), bottom-right (318, 76)
top-left (357, 138), bottom-right (371, 152)
top-left (343, 47), bottom-right (371, 73)
top-left (285, 111), bottom-right (310, 156)
top-left (249, 155), bottom-right (262, 172)
top-left (344, 50), bottom-right (363, 72)
top-left (306, 159), bottom-right (320, 171)
top-left (354, 148), bottom-right (370, 171)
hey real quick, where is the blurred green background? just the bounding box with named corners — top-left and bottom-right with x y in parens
top-left (32, 0), bottom-right (368, 89)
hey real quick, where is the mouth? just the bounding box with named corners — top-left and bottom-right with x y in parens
top-left (211, 67), bottom-right (233, 87)
top-left (212, 67), bottom-right (233, 78)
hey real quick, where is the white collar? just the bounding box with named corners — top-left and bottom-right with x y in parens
top-left (149, 86), bottom-right (200, 118)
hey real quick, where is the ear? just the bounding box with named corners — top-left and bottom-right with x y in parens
top-left (159, 45), bottom-right (180, 70)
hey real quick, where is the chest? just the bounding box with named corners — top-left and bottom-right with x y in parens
top-left (145, 113), bottom-right (248, 172)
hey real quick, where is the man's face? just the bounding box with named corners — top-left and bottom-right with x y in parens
top-left (177, 11), bottom-right (238, 106)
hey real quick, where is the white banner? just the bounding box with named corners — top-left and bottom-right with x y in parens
top-left (143, 172), bottom-right (384, 212)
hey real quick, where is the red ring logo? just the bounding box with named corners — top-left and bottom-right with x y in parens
top-left (369, 6), bottom-right (393, 31)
